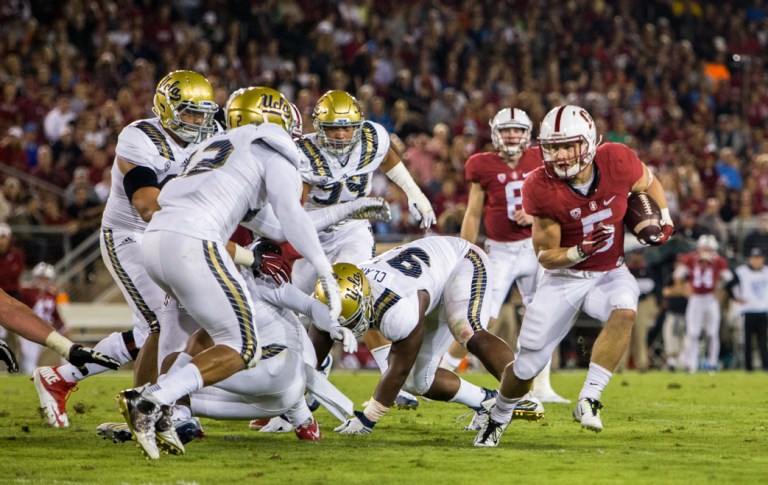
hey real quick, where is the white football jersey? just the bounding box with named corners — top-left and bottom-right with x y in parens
top-left (360, 236), bottom-right (472, 342)
top-left (298, 120), bottom-right (390, 230)
top-left (147, 123), bottom-right (302, 243)
top-left (102, 118), bottom-right (193, 232)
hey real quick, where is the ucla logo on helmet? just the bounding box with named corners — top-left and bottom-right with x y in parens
top-left (260, 93), bottom-right (287, 112)
top-left (158, 76), bottom-right (182, 102)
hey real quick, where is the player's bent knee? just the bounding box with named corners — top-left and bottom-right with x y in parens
top-left (513, 349), bottom-right (549, 381)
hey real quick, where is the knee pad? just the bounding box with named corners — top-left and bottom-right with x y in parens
top-left (513, 348), bottom-right (550, 381)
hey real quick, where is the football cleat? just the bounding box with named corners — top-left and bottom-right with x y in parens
top-left (154, 405), bottom-right (185, 456)
top-left (513, 395), bottom-right (545, 421)
top-left (573, 398), bottom-right (604, 432)
top-left (96, 422), bottom-right (133, 443)
top-left (249, 418), bottom-right (271, 430)
top-left (394, 392), bottom-right (419, 410)
top-left (116, 387), bottom-right (162, 459)
top-left (294, 417), bottom-right (322, 441)
top-left (464, 388), bottom-right (498, 431)
top-left (473, 415), bottom-right (508, 448)
top-left (259, 415), bottom-right (293, 433)
top-left (531, 389), bottom-right (571, 404)
top-left (97, 419), bottom-right (203, 445)
top-left (32, 366), bottom-right (77, 428)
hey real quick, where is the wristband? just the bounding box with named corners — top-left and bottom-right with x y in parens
top-left (233, 244), bottom-right (256, 267)
top-left (45, 332), bottom-right (75, 359)
top-left (567, 245), bottom-right (587, 264)
top-left (362, 397), bottom-right (390, 423)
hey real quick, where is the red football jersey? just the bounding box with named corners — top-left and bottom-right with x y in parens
top-left (19, 285), bottom-right (64, 331)
top-left (465, 148), bottom-right (543, 242)
top-left (522, 143), bottom-right (644, 271)
top-left (677, 252), bottom-right (730, 294)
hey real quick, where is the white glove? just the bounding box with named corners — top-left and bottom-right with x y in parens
top-left (407, 192), bottom-right (436, 229)
top-left (349, 197), bottom-right (391, 222)
top-left (329, 326), bottom-right (358, 354)
top-left (317, 271), bottom-right (342, 321)
top-left (334, 411), bottom-right (375, 434)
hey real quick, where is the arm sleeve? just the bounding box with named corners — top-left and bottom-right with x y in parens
top-left (241, 201), bottom-right (362, 241)
top-left (260, 282), bottom-right (316, 316)
top-left (262, 147), bottom-right (332, 276)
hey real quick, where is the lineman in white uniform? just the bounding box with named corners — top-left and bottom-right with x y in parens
top-left (311, 236), bottom-right (540, 435)
top-left (294, 90), bottom-right (436, 408)
top-left (32, 70), bottom-right (219, 428)
top-left (118, 86), bottom-right (344, 460)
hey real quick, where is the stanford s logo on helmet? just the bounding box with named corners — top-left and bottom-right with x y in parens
top-left (490, 108), bottom-right (532, 157)
top-left (538, 105), bottom-right (601, 180)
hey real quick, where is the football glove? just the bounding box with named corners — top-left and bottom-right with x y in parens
top-left (334, 410), bottom-right (375, 434)
top-left (317, 271), bottom-right (342, 322)
top-left (330, 326), bottom-right (358, 354)
top-left (349, 197), bottom-right (391, 222)
top-left (0, 338), bottom-right (19, 373)
top-left (647, 220), bottom-right (675, 246)
top-left (309, 300), bottom-right (358, 353)
top-left (407, 192), bottom-right (436, 229)
top-left (67, 344), bottom-right (120, 371)
top-left (577, 224), bottom-right (613, 258)
top-left (252, 239), bottom-right (292, 285)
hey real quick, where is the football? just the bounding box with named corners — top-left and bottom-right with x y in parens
top-left (624, 192), bottom-right (662, 243)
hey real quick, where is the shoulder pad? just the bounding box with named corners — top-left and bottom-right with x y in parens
top-left (249, 124), bottom-right (302, 168)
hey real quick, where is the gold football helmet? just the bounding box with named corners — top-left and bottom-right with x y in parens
top-left (152, 70), bottom-right (218, 143)
top-left (312, 90), bottom-right (364, 156)
top-left (225, 86), bottom-right (294, 133)
top-left (314, 262), bottom-right (373, 337)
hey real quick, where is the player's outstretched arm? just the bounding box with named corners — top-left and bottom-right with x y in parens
top-left (382, 150), bottom-right (436, 229)
top-left (0, 289), bottom-right (120, 371)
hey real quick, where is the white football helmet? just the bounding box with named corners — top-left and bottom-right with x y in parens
top-left (289, 103), bottom-right (303, 139)
top-left (490, 108), bottom-right (532, 157)
top-left (539, 105), bottom-right (600, 180)
top-left (32, 262), bottom-right (56, 280)
top-left (697, 234), bottom-right (719, 252)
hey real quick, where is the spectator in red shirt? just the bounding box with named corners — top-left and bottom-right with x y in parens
top-left (0, 223), bottom-right (26, 300)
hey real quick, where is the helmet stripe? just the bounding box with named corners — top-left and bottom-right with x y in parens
top-left (553, 105), bottom-right (566, 132)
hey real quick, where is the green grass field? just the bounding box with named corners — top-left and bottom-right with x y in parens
top-left (1, 370), bottom-right (767, 484)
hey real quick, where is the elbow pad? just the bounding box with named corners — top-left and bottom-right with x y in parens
top-left (123, 166), bottom-right (159, 203)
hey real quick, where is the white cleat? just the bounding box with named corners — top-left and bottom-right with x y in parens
top-left (116, 387), bottom-right (162, 460)
top-left (573, 398), bottom-right (604, 432)
top-left (513, 394), bottom-right (545, 421)
top-left (531, 389), bottom-right (571, 404)
top-left (259, 416), bottom-right (294, 434)
top-left (473, 414), bottom-right (508, 448)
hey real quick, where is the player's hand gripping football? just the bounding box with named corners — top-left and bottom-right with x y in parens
top-left (646, 220), bottom-right (675, 246)
top-left (577, 224), bottom-right (613, 258)
top-left (67, 344), bottom-right (120, 371)
top-left (407, 192), bottom-right (436, 229)
top-left (334, 411), bottom-right (375, 435)
top-left (0, 338), bottom-right (19, 373)
top-left (251, 239), bottom-right (292, 285)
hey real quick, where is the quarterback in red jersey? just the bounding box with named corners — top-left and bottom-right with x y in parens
top-left (442, 108), bottom-right (568, 413)
top-left (475, 105), bottom-right (674, 447)
top-left (673, 235), bottom-right (732, 373)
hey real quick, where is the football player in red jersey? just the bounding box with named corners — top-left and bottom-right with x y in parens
top-left (673, 235), bottom-right (732, 373)
top-left (475, 105), bottom-right (674, 446)
top-left (441, 108), bottom-right (568, 415)
top-left (17, 263), bottom-right (65, 374)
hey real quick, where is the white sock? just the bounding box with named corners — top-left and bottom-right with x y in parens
top-left (370, 344), bottom-right (391, 372)
top-left (171, 404), bottom-right (192, 422)
top-left (532, 359), bottom-right (553, 393)
top-left (490, 394), bottom-right (519, 424)
top-left (56, 332), bottom-right (135, 383)
top-left (159, 352), bottom-right (193, 382)
top-left (578, 362), bottom-right (612, 402)
top-left (447, 379), bottom-right (487, 408)
top-left (284, 400), bottom-right (313, 427)
top-left (440, 352), bottom-right (464, 371)
top-left (145, 363), bottom-right (204, 406)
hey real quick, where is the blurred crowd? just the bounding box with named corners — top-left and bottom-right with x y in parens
top-left (2, 1), bottom-right (768, 369)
